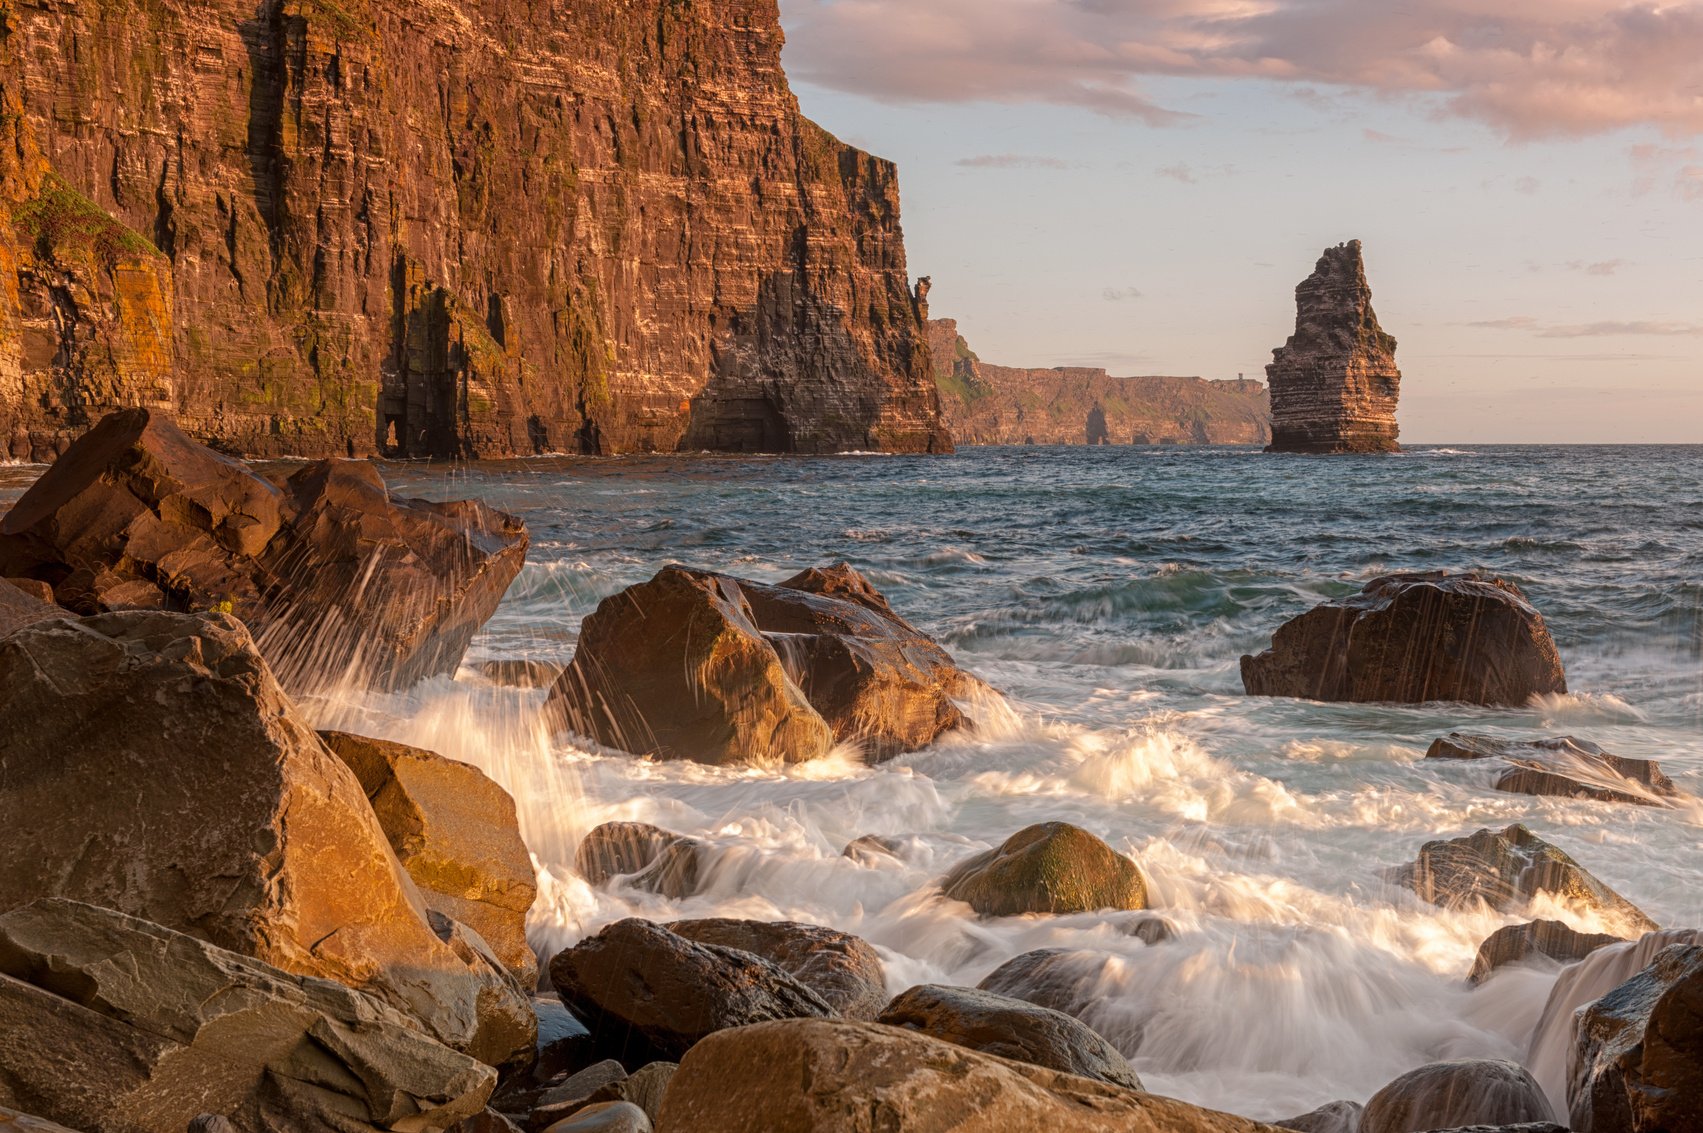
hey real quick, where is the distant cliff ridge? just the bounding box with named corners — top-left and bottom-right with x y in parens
top-left (928, 320), bottom-right (1271, 446)
top-left (0, 0), bottom-right (949, 461)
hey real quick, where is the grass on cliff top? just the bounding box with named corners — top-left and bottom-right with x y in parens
top-left (13, 172), bottom-right (160, 269)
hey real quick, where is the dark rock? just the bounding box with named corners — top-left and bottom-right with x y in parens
top-left (1391, 824), bottom-right (1657, 937)
top-left (1242, 573), bottom-right (1566, 706)
top-left (1570, 942), bottom-right (1703, 1133)
top-left (1119, 915), bottom-right (1180, 945)
top-left (0, 579), bottom-right (61, 638)
top-left (532, 999), bottom-right (599, 1084)
top-left (977, 949), bottom-right (1112, 1020)
top-left (1469, 920), bottom-right (1627, 985)
top-left (541, 1102), bottom-right (651, 1133)
top-left (1275, 1100), bottom-right (1364, 1133)
top-left (548, 919), bottom-right (833, 1064)
top-left (526, 1062), bottom-right (629, 1131)
top-left (584, 1064), bottom-right (677, 1127)
top-left (842, 834), bottom-right (905, 864)
top-left (942, 823), bottom-right (1146, 917)
top-left (876, 983), bottom-right (1143, 1090)
top-left (188, 1118), bottom-right (240, 1133)
top-left (1427, 733), bottom-right (1683, 807)
top-left (575, 823), bottom-right (707, 899)
top-left (474, 660), bottom-right (568, 689)
top-left (1422, 1126), bottom-right (1566, 1133)
top-left (1361, 1060), bottom-right (1556, 1133)
top-left (666, 919), bottom-right (888, 1021)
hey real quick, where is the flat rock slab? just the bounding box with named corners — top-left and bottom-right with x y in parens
top-left (1427, 733), bottom-right (1684, 807)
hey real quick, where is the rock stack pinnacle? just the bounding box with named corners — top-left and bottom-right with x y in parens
top-left (1265, 240), bottom-right (1401, 453)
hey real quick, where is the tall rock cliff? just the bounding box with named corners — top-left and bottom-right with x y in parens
top-left (1265, 241), bottom-right (1400, 454)
top-left (0, 0), bottom-right (950, 461)
top-left (928, 320), bottom-right (1270, 446)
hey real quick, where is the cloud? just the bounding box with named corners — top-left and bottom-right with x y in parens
top-left (1467, 315), bottom-right (1703, 336)
top-left (1156, 163), bottom-right (1197, 183)
top-left (1514, 176), bottom-right (1542, 194)
top-left (955, 154), bottom-right (1073, 169)
top-left (1102, 286), bottom-right (1145, 301)
top-left (1565, 259), bottom-right (1626, 275)
top-left (1155, 162), bottom-right (1236, 182)
top-left (780, 0), bottom-right (1703, 139)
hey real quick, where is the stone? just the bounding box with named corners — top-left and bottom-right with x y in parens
top-left (474, 659), bottom-right (567, 689)
top-left (1241, 572), bottom-right (1567, 706)
top-left (575, 823), bottom-right (708, 899)
top-left (584, 1065), bottom-right (677, 1126)
top-left (1265, 240), bottom-right (1401, 454)
top-left (1120, 915), bottom-right (1180, 945)
top-left (0, 579), bottom-right (60, 638)
top-left (977, 949), bottom-right (1112, 1020)
top-left (1361, 1060), bottom-right (1557, 1133)
top-left (941, 823), bottom-right (1147, 917)
top-left (548, 919), bottom-right (833, 1064)
top-left (187, 1118), bottom-right (240, 1133)
top-left (666, 918), bottom-right (889, 1021)
top-left (1275, 1100), bottom-right (1364, 1133)
top-left (0, 610), bottom-right (533, 1067)
top-left (654, 1018), bottom-right (1281, 1133)
top-left (0, 899), bottom-right (495, 1133)
top-left (877, 983), bottom-right (1143, 1091)
top-left (1570, 942), bottom-right (1703, 1133)
top-left (1391, 825), bottom-right (1657, 937)
top-left (0, 409), bottom-right (528, 692)
top-left (532, 998), bottom-right (600, 1083)
top-left (542, 1103), bottom-right (651, 1133)
top-left (321, 730), bottom-right (540, 987)
top-left (453, 1113), bottom-right (525, 1133)
top-left (1469, 920), bottom-right (1627, 985)
top-left (0, 1107), bottom-right (82, 1133)
top-left (843, 834), bottom-right (905, 863)
top-left (1427, 734), bottom-right (1683, 807)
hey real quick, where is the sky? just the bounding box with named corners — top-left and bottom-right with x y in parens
top-left (774, 0), bottom-right (1703, 443)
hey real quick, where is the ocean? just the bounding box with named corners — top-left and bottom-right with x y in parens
top-left (6, 443), bottom-right (1700, 1119)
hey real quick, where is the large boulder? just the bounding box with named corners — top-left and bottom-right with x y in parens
top-left (1469, 920), bottom-right (1627, 986)
top-left (575, 822), bottom-right (708, 899)
top-left (1241, 573), bottom-right (1566, 706)
top-left (548, 919), bottom-right (833, 1064)
top-left (1570, 942), bottom-right (1703, 1133)
top-left (1391, 825), bottom-right (1657, 938)
top-left (0, 408), bottom-right (527, 692)
top-left (0, 610), bottom-right (533, 1067)
top-left (877, 983), bottom-right (1143, 1090)
top-left (1427, 734), bottom-right (1683, 807)
top-left (322, 730), bottom-right (540, 988)
top-left (654, 1018), bottom-right (1279, 1133)
top-left (942, 823), bottom-right (1147, 917)
top-left (666, 918), bottom-right (888, 1021)
top-left (0, 899), bottom-right (495, 1133)
top-left (1361, 1060), bottom-right (1556, 1133)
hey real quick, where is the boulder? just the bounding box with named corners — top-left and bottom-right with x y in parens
top-left (1427, 734), bottom-right (1682, 807)
top-left (942, 823), bottom-right (1146, 917)
top-left (1391, 825), bottom-right (1657, 938)
top-left (542, 1103), bottom-right (650, 1133)
top-left (977, 948), bottom-right (1111, 1019)
top-left (575, 822), bottom-right (707, 899)
top-left (842, 834), bottom-right (905, 864)
top-left (584, 1064), bottom-right (676, 1127)
top-left (1241, 573), bottom-right (1566, 706)
top-left (0, 408), bottom-right (527, 692)
top-left (877, 983), bottom-right (1143, 1090)
top-left (1361, 1060), bottom-right (1556, 1133)
top-left (0, 610), bottom-right (533, 1067)
top-left (0, 899), bottom-right (495, 1133)
top-left (322, 730), bottom-right (540, 987)
top-left (0, 578), bottom-right (60, 638)
top-left (666, 918), bottom-right (888, 1020)
top-left (0, 1107), bottom-right (81, 1133)
top-left (526, 1062), bottom-right (629, 1130)
top-left (1469, 920), bottom-right (1627, 986)
top-left (654, 1018), bottom-right (1282, 1133)
top-left (549, 919), bottom-right (833, 1064)
top-left (1275, 1100), bottom-right (1363, 1133)
top-left (532, 998), bottom-right (599, 1083)
top-left (474, 659), bottom-right (567, 688)
top-left (1570, 942), bottom-right (1703, 1133)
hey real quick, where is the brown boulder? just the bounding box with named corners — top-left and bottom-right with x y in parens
top-left (654, 1018), bottom-right (1281, 1133)
top-left (0, 579), bottom-right (60, 638)
top-left (0, 610), bottom-right (532, 1067)
top-left (0, 408), bottom-right (527, 693)
top-left (1241, 573), bottom-right (1566, 706)
top-left (877, 983), bottom-right (1143, 1090)
top-left (1361, 1060), bottom-right (1556, 1133)
top-left (1570, 942), bottom-right (1703, 1133)
top-left (942, 823), bottom-right (1147, 917)
top-left (666, 918), bottom-right (888, 1021)
top-left (1391, 825), bottom-right (1657, 938)
top-left (977, 948), bottom-right (1115, 1020)
top-left (575, 822), bottom-right (707, 899)
top-left (0, 899), bottom-right (495, 1133)
top-left (0, 1107), bottom-right (81, 1133)
top-left (1427, 734), bottom-right (1683, 807)
top-left (1469, 920), bottom-right (1627, 986)
top-left (548, 919), bottom-right (833, 1064)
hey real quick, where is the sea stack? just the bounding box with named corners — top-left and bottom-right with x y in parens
top-left (1265, 240), bottom-right (1401, 453)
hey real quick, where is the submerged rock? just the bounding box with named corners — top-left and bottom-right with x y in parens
top-left (1570, 943), bottom-right (1703, 1133)
top-left (1361, 1059), bottom-right (1556, 1133)
top-left (941, 823), bottom-right (1147, 917)
top-left (472, 659), bottom-right (568, 688)
top-left (1427, 733), bottom-right (1683, 807)
top-left (977, 948), bottom-right (1116, 1021)
top-left (1469, 920), bottom-right (1627, 985)
top-left (575, 822), bottom-right (708, 899)
top-left (842, 834), bottom-right (906, 864)
top-left (1276, 1100), bottom-right (1364, 1133)
top-left (1241, 572), bottom-right (1566, 706)
top-left (1265, 240), bottom-right (1401, 454)
top-left (667, 919), bottom-right (888, 1021)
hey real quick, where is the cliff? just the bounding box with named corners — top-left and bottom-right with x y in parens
top-left (1265, 241), bottom-right (1401, 454)
top-left (0, 0), bottom-right (950, 461)
top-left (928, 320), bottom-right (1270, 446)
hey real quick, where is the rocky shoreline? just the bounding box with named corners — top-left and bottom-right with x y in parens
top-left (0, 411), bottom-right (1697, 1133)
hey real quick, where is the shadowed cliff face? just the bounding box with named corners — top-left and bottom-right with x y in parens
top-left (0, 0), bottom-right (950, 460)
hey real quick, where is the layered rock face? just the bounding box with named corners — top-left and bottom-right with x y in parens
top-left (1265, 241), bottom-right (1401, 454)
top-left (928, 320), bottom-right (1271, 446)
top-left (0, 0), bottom-right (949, 460)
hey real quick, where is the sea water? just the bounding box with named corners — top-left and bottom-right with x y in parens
top-left (6, 444), bottom-right (1699, 1119)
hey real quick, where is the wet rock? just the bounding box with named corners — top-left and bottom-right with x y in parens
top-left (1119, 915), bottom-right (1180, 945)
top-left (1469, 920), bottom-right (1627, 986)
top-left (0, 899), bottom-right (495, 1133)
top-left (453, 1113), bottom-right (525, 1133)
top-left (877, 983), bottom-right (1143, 1090)
top-left (0, 409), bottom-right (528, 692)
top-left (1427, 733), bottom-right (1683, 807)
top-left (977, 948), bottom-right (1112, 1019)
top-left (575, 822), bottom-right (707, 899)
top-left (1570, 942), bottom-right (1703, 1133)
top-left (584, 1064), bottom-right (676, 1126)
top-left (473, 659), bottom-right (568, 689)
top-left (941, 823), bottom-right (1147, 917)
top-left (653, 1018), bottom-right (1279, 1133)
top-left (1391, 824), bottom-right (1657, 937)
top-left (526, 1062), bottom-right (630, 1130)
top-left (549, 919), bottom-right (833, 1064)
top-left (1362, 1060), bottom-right (1556, 1133)
top-left (532, 999), bottom-right (599, 1083)
top-left (667, 919), bottom-right (888, 1021)
top-left (542, 1102), bottom-right (651, 1133)
top-left (0, 610), bottom-right (533, 1067)
top-left (1276, 1100), bottom-right (1364, 1133)
top-left (1241, 572), bottom-right (1566, 706)
top-left (842, 834), bottom-right (905, 864)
